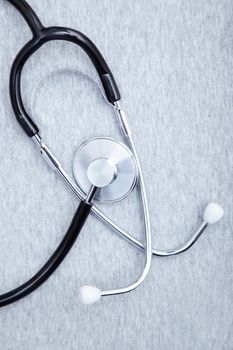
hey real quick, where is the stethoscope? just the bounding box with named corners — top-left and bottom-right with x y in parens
top-left (1, 0), bottom-right (224, 307)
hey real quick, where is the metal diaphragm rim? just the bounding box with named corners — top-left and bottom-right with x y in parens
top-left (73, 137), bottom-right (138, 202)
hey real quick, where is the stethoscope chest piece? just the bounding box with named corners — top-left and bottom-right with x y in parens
top-left (73, 137), bottom-right (138, 202)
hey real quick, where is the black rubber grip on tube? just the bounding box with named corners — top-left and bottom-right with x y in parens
top-left (0, 201), bottom-right (91, 308)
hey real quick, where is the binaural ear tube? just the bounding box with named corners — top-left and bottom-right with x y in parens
top-left (79, 286), bottom-right (101, 305)
top-left (203, 203), bottom-right (224, 224)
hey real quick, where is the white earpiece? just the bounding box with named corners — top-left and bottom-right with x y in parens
top-left (79, 286), bottom-right (101, 305)
top-left (203, 203), bottom-right (224, 224)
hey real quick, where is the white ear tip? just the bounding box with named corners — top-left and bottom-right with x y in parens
top-left (203, 203), bottom-right (224, 224)
top-left (79, 286), bottom-right (101, 305)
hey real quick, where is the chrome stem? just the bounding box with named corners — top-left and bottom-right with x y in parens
top-left (85, 186), bottom-right (98, 204)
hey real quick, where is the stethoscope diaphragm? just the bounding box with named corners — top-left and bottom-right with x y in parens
top-left (73, 137), bottom-right (138, 202)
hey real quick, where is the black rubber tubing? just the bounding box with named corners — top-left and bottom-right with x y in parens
top-left (7, 0), bottom-right (121, 137)
top-left (0, 201), bottom-right (92, 307)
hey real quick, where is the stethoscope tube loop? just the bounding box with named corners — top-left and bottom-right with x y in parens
top-left (8, 0), bottom-right (121, 137)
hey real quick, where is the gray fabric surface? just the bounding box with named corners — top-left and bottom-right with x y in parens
top-left (0, 0), bottom-right (233, 349)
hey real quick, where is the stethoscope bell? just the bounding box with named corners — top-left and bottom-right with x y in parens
top-left (87, 158), bottom-right (117, 188)
top-left (73, 137), bottom-right (138, 202)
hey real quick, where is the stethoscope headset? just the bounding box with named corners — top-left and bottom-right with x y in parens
top-left (0, 0), bottom-right (224, 306)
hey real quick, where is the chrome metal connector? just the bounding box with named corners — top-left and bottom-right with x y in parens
top-left (32, 134), bottom-right (61, 170)
top-left (113, 102), bottom-right (132, 137)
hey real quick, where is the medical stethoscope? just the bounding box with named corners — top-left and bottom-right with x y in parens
top-left (1, 0), bottom-right (224, 307)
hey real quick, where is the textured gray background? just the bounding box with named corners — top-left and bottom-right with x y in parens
top-left (0, 0), bottom-right (233, 349)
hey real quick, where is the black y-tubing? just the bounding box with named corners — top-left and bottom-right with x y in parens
top-left (7, 0), bottom-right (121, 136)
top-left (0, 201), bottom-right (92, 307)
